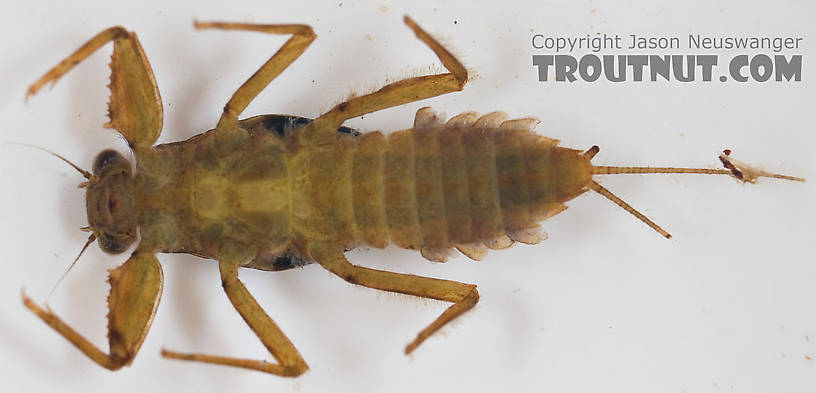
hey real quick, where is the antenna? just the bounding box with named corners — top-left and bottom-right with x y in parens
top-left (45, 233), bottom-right (97, 304)
top-left (8, 142), bottom-right (92, 179)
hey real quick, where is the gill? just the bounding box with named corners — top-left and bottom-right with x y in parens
top-left (582, 145), bottom-right (805, 239)
top-left (10, 143), bottom-right (99, 303)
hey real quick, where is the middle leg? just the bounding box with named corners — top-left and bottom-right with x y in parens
top-left (162, 259), bottom-right (308, 376)
top-left (194, 21), bottom-right (316, 131)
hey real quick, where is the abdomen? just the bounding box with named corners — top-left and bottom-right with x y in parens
top-left (347, 108), bottom-right (588, 261)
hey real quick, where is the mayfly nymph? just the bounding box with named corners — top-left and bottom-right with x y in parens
top-left (22, 16), bottom-right (803, 376)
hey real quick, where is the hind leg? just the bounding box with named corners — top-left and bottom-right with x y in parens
top-left (303, 16), bottom-right (468, 144)
top-left (308, 242), bottom-right (479, 354)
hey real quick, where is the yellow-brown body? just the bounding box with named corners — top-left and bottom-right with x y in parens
top-left (133, 110), bottom-right (593, 268)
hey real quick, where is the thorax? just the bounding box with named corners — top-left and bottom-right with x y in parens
top-left (133, 128), bottom-right (293, 261)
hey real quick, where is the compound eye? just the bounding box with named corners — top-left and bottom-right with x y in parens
top-left (97, 232), bottom-right (129, 255)
top-left (92, 149), bottom-right (125, 175)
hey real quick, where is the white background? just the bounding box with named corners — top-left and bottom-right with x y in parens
top-left (1, 0), bottom-right (813, 392)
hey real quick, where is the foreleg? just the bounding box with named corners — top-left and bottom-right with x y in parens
top-left (22, 252), bottom-right (163, 370)
top-left (27, 27), bottom-right (163, 152)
